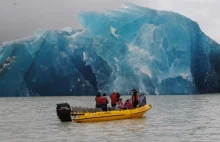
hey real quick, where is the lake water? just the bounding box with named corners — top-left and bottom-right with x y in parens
top-left (0, 95), bottom-right (220, 142)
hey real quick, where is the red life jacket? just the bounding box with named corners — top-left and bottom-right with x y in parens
top-left (95, 96), bottom-right (102, 105)
top-left (117, 101), bottom-right (124, 109)
top-left (118, 101), bottom-right (123, 106)
top-left (125, 101), bottom-right (132, 109)
top-left (110, 92), bottom-right (117, 104)
top-left (120, 105), bottom-right (125, 109)
top-left (101, 97), bottom-right (107, 105)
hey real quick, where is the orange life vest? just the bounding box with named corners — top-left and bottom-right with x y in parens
top-left (110, 92), bottom-right (117, 104)
top-left (95, 96), bottom-right (102, 105)
top-left (132, 93), bottom-right (139, 103)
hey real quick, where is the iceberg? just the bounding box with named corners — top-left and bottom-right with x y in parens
top-left (0, 3), bottom-right (220, 96)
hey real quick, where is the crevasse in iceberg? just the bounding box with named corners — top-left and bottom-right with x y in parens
top-left (0, 3), bottom-right (220, 96)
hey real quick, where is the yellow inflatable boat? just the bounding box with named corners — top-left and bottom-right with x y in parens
top-left (56, 103), bottom-right (152, 123)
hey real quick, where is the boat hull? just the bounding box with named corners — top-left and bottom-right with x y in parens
top-left (72, 104), bottom-right (151, 123)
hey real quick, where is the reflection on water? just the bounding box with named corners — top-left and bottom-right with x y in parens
top-left (0, 95), bottom-right (220, 142)
top-left (70, 117), bottom-right (148, 142)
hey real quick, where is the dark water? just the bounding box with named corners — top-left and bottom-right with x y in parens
top-left (0, 95), bottom-right (220, 142)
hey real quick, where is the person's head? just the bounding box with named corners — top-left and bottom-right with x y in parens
top-left (103, 93), bottom-right (106, 96)
top-left (96, 92), bottom-right (101, 97)
top-left (119, 98), bottom-right (122, 102)
top-left (132, 89), bottom-right (137, 93)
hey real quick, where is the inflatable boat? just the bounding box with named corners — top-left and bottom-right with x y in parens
top-left (56, 103), bottom-right (151, 123)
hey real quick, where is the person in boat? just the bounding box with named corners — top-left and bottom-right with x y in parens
top-left (110, 91), bottom-right (120, 107)
top-left (95, 92), bottom-right (102, 108)
top-left (124, 99), bottom-right (132, 109)
top-left (138, 93), bottom-right (147, 107)
top-left (101, 93), bottom-right (109, 111)
top-left (116, 98), bottom-right (125, 110)
top-left (131, 89), bottom-right (139, 108)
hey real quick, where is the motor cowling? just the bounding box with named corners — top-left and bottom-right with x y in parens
top-left (56, 103), bottom-right (72, 122)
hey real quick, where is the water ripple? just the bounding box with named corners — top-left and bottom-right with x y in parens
top-left (0, 95), bottom-right (220, 142)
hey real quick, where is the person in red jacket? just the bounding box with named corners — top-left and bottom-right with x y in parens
top-left (101, 93), bottom-right (109, 111)
top-left (116, 98), bottom-right (125, 110)
top-left (124, 99), bottom-right (132, 109)
top-left (110, 91), bottom-right (120, 107)
top-left (95, 92), bottom-right (102, 108)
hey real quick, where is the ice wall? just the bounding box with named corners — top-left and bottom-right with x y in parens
top-left (0, 3), bottom-right (220, 96)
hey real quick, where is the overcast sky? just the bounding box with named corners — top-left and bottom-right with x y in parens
top-left (0, 0), bottom-right (219, 45)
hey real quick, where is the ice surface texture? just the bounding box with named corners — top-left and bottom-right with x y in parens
top-left (0, 3), bottom-right (220, 96)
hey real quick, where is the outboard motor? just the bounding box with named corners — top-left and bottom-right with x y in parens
top-left (56, 103), bottom-right (72, 122)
